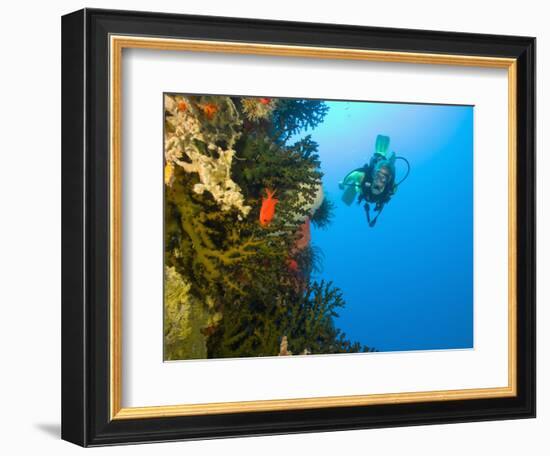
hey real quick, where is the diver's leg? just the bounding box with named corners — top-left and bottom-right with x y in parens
top-left (364, 203), bottom-right (371, 224)
top-left (364, 203), bottom-right (378, 227)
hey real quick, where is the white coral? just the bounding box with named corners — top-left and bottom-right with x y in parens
top-left (164, 95), bottom-right (250, 217)
top-left (181, 144), bottom-right (251, 217)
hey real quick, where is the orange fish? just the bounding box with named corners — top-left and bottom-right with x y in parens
top-left (177, 100), bottom-right (187, 112)
top-left (259, 188), bottom-right (278, 227)
top-left (259, 97), bottom-right (271, 105)
top-left (287, 258), bottom-right (299, 272)
top-left (201, 103), bottom-right (218, 120)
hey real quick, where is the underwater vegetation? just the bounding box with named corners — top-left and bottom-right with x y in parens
top-left (164, 93), bottom-right (373, 360)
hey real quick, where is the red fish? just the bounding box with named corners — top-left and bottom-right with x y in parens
top-left (287, 258), bottom-right (299, 272)
top-left (201, 103), bottom-right (218, 120)
top-left (259, 97), bottom-right (271, 105)
top-left (177, 100), bottom-right (187, 112)
top-left (259, 188), bottom-right (278, 227)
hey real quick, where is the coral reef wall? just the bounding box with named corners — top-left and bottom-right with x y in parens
top-left (164, 94), bottom-right (370, 360)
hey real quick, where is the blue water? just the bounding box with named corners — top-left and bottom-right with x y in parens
top-left (303, 100), bottom-right (473, 352)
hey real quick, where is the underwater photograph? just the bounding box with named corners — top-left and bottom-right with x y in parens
top-left (163, 93), bottom-right (473, 361)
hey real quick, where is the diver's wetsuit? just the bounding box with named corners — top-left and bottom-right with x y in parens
top-left (358, 157), bottom-right (396, 209)
top-left (340, 135), bottom-right (408, 227)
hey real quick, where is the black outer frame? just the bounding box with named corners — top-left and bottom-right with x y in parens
top-left (61, 8), bottom-right (536, 447)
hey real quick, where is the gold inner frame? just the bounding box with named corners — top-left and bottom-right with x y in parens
top-left (109, 35), bottom-right (518, 420)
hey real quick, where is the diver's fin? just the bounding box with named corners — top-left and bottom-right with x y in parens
top-left (339, 169), bottom-right (365, 205)
top-left (341, 186), bottom-right (358, 206)
top-left (342, 169), bottom-right (365, 186)
top-left (375, 135), bottom-right (390, 157)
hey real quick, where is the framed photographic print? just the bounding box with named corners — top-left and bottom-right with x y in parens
top-left (61, 8), bottom-right (536, 447)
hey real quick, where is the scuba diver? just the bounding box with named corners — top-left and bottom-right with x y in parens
top-left (339, 135), bottom-right (410, 227)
